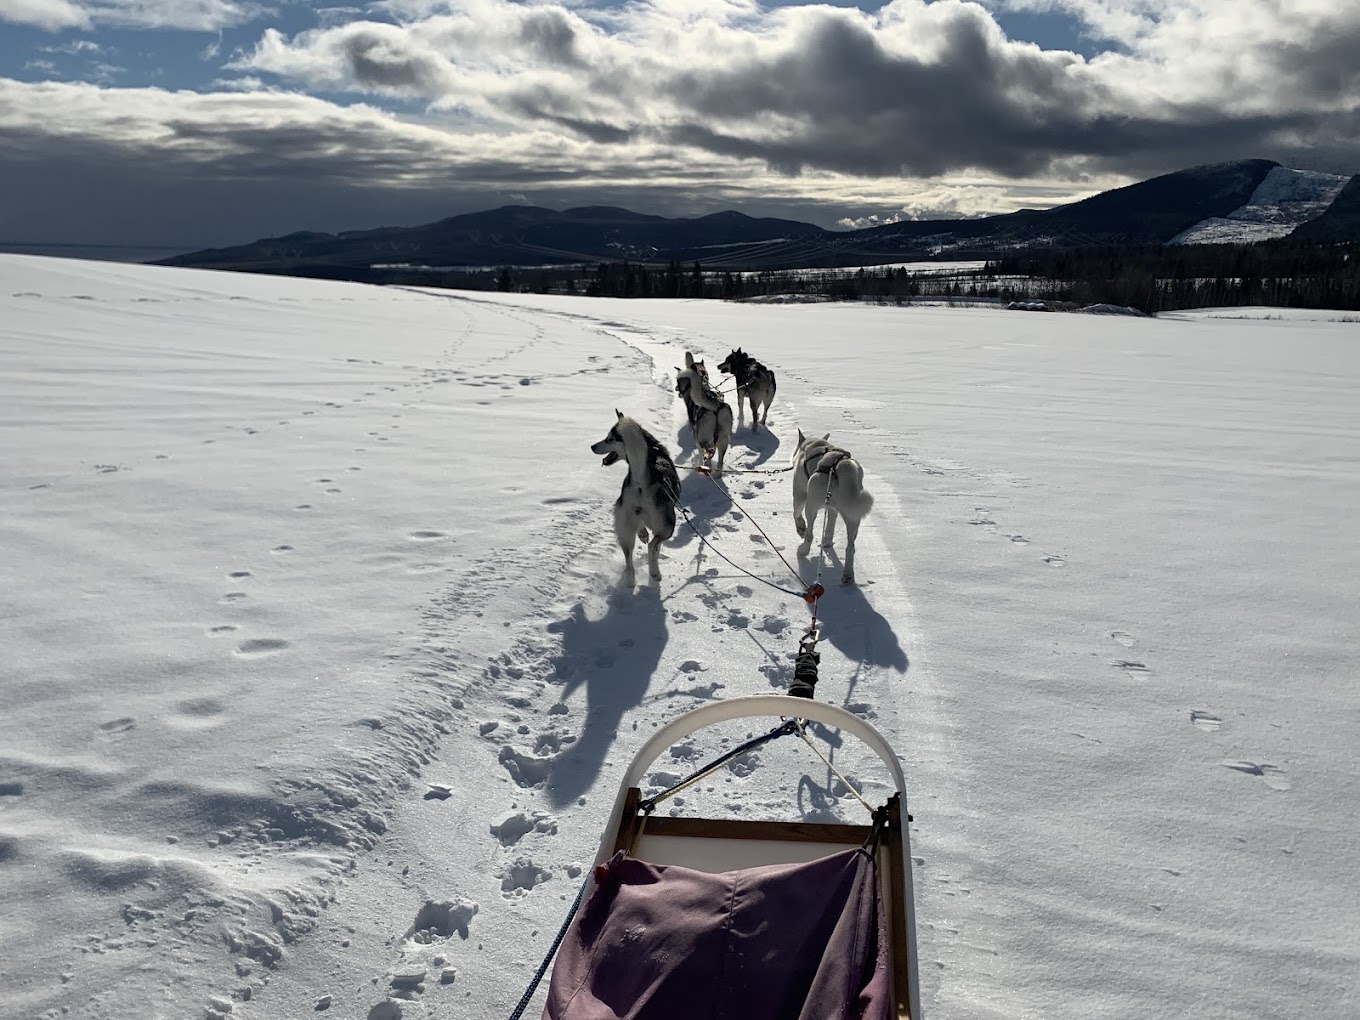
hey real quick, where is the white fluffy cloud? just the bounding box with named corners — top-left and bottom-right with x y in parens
top-left (836, 182), bottom-right (1068, 227)
top-left (2, 0), bottom-right (91, 30)
top-left (1, 0), bottom-right (267, 31)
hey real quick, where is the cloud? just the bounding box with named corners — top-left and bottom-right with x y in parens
top-left (2, 76), bottom-right (1073, 246)
top-left (1, 0), bottom-right (268, 32)
top-left (836, 182), bottom-right (1050, 227)
top-left (229, 0), bottom-right (1360, 181)
top-left (3, 0), bottom-right (1358, 247)
top-left (3, 0), bottom-right (92, 30)
top-left (41, 40), bottom-right (105, 55)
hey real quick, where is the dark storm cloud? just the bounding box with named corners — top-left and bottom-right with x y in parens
top-left (235, 0), bottom-right (1359, 184)
top-left (658, 6), bottom-right (1352, 180)
top-left (4, 0), bottom-right (1360, 249)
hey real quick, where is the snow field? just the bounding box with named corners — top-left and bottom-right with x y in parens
top-left (2, 257), bottom-right (1357, 1019)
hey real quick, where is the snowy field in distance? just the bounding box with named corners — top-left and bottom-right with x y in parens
top-left (2, 254), bottom-right (1357, 1020)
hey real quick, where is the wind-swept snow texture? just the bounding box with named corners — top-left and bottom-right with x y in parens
top-left (2, 255), bottom-right (1357, 1020)
top-left (1170, 166), bottom-right (1351, 244)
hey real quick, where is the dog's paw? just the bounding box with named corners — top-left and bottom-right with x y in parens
top-left (794, 519), bottom-right (807, 537)
top-left (840, 573), bottom-right (856, 586)
top-left (797, 541), bottom-right (812, 558)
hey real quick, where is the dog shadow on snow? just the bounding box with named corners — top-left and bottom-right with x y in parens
top-left (734, 421), bottom-right (781, 467)
top-left (673, 424), bottom-right (700, 473)
top-left (800, 555), bottom-right (909, 675)
top-left (790, 557), bottom-right (909, 824)
top-left (543, 586), bottom-right (667, 809)
top-left (671, 419), bottom-right (781, 474)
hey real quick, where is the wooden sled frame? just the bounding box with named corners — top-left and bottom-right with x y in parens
top-left (593, 695), bottom-right (922, 1020)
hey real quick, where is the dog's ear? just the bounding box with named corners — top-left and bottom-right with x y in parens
top-left (796, 428), bottom-right (805, 444)
top-left (821, 433), bottom-right (830, 442)
top-left (685, 351), bottom-right (696, 368)
top-left (616, 408), bottom-right (624, 420)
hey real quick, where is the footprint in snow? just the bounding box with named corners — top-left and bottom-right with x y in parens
top-left (234, 638), bottom-right (291, 658)
top-left (1110, 659), bottom-right (1151, 675)
top-left (1222, 761), bottom-right (1290, 790)
top-left (1111, 630), bottom-right (1137, 647)
top-left (1190, 710), bottom-right (1223, 732)
top-left (499, 858), bottom-right (552, 897)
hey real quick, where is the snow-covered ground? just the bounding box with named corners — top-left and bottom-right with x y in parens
top-left (2, 255), bottom-right (1357, 1020)
top-left (1170, 166), bottom-right (1352, 244)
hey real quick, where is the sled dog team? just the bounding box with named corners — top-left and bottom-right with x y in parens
top-left (592, 348), bottom-right (874, 588)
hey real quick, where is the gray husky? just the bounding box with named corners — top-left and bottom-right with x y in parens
top-left (674, 351), bottom-right (733, 473)
top-left (791, 430), bottom-right (875, 585)
top-left (716, 347), bottom-right (777, 432)
top-left (591, 411), bottom-right (680, 586)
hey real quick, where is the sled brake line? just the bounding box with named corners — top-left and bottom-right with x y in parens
top-left (682, 463), bottom-right (793, 475)
top-left (505, 869), bottom-right (592, 1020)
top-left (668, 468), bottom-right (823, 606)
top-left (672, 465), bottom-right (835, 665)
top-left (671, 499), bottom-right (807, 601)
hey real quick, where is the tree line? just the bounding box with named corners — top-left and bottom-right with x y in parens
top-left (367, 240), bottom-right (1360, 315)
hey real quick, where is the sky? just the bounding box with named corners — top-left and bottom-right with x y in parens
top-left (1, 0), bottom-right (1359, 251)
top-left (3, 253), bottom-right (1357, 1018)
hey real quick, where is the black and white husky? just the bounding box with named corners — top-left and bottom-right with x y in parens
top-left (674, 351), bottom-right (733, 473)
top-left (591, 411), bottom-right (680, 586)
top-left (791, 430), bottom-right (875, 585)
top-left (716, 347), bottom-right (777, 432)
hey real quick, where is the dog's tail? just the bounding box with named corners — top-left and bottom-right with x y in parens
top-left (834, 458), bottom-right (874, 518)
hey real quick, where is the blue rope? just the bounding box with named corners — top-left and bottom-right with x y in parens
top-left (506, 869), bottom-right (593, 1020)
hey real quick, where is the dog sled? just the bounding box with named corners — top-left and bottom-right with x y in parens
top-left (513, 694), bottom-right (922, 1020)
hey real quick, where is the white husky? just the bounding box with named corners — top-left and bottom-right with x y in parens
top-left (791, 430), bottom-right (875, 585)
top-left (674, 351), bottom-right (733, 473)
top-left (591, 411), bottom-right (680, 586)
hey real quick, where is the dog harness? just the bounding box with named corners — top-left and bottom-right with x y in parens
top-left (802, 447), bottom-right (851, 480)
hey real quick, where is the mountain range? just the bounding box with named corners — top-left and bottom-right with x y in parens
top-left (161, 159), bottom-right (1356, 276)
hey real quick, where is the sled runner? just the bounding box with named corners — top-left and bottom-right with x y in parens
top-left (531, 695), bottom-right (922, 1020)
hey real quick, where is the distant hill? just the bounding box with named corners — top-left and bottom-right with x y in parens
top-left (1289, 174), bottom-right (1360, 242)
top-left (160, 160), bottom-right (1356, 276)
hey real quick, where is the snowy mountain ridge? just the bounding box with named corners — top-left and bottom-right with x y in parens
top-left (1170, 167), bottom-right (1352, 244)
